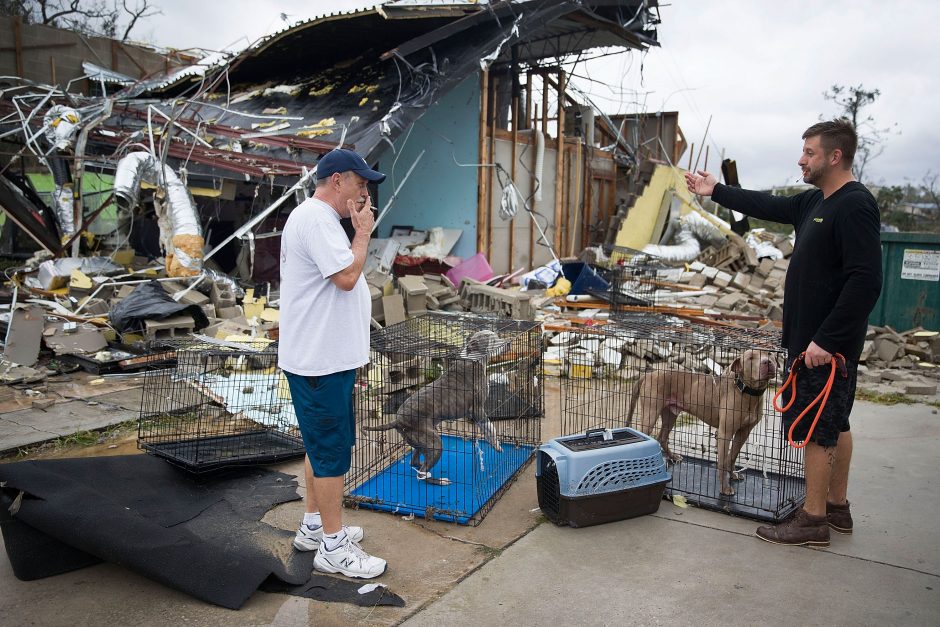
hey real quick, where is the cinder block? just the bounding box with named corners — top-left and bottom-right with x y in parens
top-left (210, 281), bottom-right (236, 309)
top-left (144, 315), bottom-right (195, 340)
top-left (756, 258), bottom-right (775, 277)
top-left (217, 305), bottom-right (244, 319)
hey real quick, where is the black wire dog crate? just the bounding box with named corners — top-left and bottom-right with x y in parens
top-left (559, 313), bottom-right (803, 522)
top-left (138, 340), bottom-right (306, 473)
top-left (347, 312), bottom-right (543, 525)
top-left (606, 257), bottom-right (676, 310)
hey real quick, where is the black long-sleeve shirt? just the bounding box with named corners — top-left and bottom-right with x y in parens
top-left (712, 181), bottom-right (883, 361)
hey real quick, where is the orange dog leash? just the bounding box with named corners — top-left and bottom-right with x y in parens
top-left (773, 352), bottom-right (847, 449)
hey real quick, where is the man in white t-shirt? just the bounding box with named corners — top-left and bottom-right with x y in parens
top-left (278, 148), bottom-right (387, 579)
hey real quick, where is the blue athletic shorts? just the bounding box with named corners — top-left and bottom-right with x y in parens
top-left (284, 369), bottom-right (356, 478)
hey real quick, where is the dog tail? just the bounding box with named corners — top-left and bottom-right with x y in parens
top-left (361, 419), bottom-right (400, 432)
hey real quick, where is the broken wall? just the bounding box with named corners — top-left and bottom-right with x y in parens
top-left (376, 74), bottom-right (480, 259)
top-left (489, 134), bottom-right (558, 274)
top-left (0, 16), bottom-right (178, 92)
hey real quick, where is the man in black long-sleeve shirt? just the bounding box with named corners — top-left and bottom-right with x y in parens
top-left (685, 119), bottom-right (882, 547)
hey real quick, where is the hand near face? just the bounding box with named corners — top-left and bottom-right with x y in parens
top-left (348, 194), bottom-right (374, 235)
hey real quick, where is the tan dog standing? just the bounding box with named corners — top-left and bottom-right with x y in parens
top-left (626, 349), bottom-right (777, 496)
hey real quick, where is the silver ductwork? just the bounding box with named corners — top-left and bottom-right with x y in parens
top-left (642, 211), bottom-right (727, 263)
top-left (43, 105), bottom-right (81, 150)
top-left (113, 151), bottom-right (204, 277)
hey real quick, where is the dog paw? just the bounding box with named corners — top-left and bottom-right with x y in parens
top-left (720, 486), bottom-right (736, 496)
top-left (730, 471), bottom-right (744, 482)
top-left (667, 453), bottom-right (683, 464)
top-left (493, 443), bottom-right (503, 453)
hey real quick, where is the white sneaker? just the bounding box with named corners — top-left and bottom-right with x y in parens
top-left (313, 536), bottom-right (387, 579)
top-left (293, 524), bottom-right (364, 551)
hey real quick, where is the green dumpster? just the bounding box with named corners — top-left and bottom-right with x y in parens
top-left (870, 232), bottom-right (940, 331)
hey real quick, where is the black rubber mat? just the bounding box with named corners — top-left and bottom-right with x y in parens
top-left (664, 456), bottom-right (805, 522)
top-left (0, 455), bottom-right (403, 609)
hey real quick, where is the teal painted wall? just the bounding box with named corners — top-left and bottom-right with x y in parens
top-left (378, 74), bottom-right (480, 259)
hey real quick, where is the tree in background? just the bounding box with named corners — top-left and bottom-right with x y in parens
top-left (823, 83), bottom-right (897, 183)
top-left (0, 0), bottom-right (159, 42)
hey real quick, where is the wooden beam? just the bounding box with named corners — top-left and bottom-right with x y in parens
top-left (487, 74), bottom-right (498, 261)
top-left (13, 17), bottom-right (23, 77)
top-left (476, 70), bottom-right (489, 254)
top-left (509, 83), bottom-right (518, 273)
top-left (526, 71), bottom-right (535, 265)
top-left (553, 70), bottom-right (566, 254)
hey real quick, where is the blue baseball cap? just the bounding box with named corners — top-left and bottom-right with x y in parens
top-left (315, 148), bottom-right (386, 183)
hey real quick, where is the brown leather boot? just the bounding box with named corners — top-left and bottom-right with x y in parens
top-left (755, 508), bottom-right (830, 547)
top-left (827, 500), bottom-right (853, 534)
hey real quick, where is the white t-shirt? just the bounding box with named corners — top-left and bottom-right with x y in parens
top-left (277, 197), bottom-right (370, 376)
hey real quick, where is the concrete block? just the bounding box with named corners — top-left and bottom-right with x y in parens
top-left (716, 293), bottom-right (744, 310)
top-left (688, 273), bottom-right (708, 288)
top-left (713, 271), bottom-right (733, 288)
top-left (210, 281), bottom-right (236, 309)
top-left (880, 370), bottom-right (910, 382)
top-left (382, 294), bottom-right (407, 326)
top-left (756, 258), bottom-right (775, 277)
top-left (904, 382), bottom-right (937, 396)
top-left (875, 338), bottom-right (901, 363)
top-left (144, 315), bottom-right (195, 340)
top-left (702, 266), bottom-right (719, 280)
top-left (217, 305), bottom-right (244, 319)
top-left (777, 239), bottom-right (794, 257)
top-left (766, 304), bottom-right (783, 321)
top-left (732, 272), bottom-right (751, 290)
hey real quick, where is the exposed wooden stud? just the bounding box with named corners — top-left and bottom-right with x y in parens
top-left (526, 71), bottom-right (535, 265)
top-left (487, 73), bottom-right (498, 262)
top-left (50, 56), bottom-right (56, 86)
top-left (553, 70), bottom-right (566, 254)
top-left (13, 17), bottom-right (23, 77)
top-left (509, 79), bottom-right (518, 273)
top-left (476, 69), bottom-right (489, 254)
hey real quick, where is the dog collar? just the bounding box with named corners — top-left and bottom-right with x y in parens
top-left (735, 374), bottom-right (767, 397)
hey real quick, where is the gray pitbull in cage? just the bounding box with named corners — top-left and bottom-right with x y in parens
top-left (363, 330), bottom-right (508, 485)
top-left (626, 349), bottom-right (777, 496)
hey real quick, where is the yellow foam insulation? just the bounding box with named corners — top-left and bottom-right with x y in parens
top-left (262, 107), bottom-right (287, 115)
top-left (309, 84), bottom-right (334, 96)
top-left (613, 164), bottom-right (701, 252)
top-left (347, 84), bottom-right (378, 95)
top-left (261, 308), bottom-right (279, 323)
top-left (297, 117), bottom-right (336, 138)
top-left (358, 97), bottom-right (368, 107)
top-left (69, 270), bottom-right (92, 290)
top-left (166, 233), bottom-right (204, 277)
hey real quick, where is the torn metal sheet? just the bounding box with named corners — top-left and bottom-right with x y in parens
top-left (42, 322), bottom-right (109, 356)
top-left (2, 306), bottom-right (45, 366)
top-left (186, 372), bottom-right (298, 428)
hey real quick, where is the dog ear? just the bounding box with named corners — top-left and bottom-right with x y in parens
top-left (730, 357), bottom-right (742, 374)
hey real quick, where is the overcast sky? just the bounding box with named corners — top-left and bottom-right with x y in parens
top-left (140, 0), bottom-right (940, 190)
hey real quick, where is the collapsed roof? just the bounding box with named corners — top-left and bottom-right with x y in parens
top-left (0, 0), bottom-right (660, 253)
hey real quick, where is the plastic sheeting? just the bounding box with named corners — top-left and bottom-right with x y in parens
top-left (109, 279), bottom-right (209, 333)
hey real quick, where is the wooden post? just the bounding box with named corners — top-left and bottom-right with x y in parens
top-left (13, 17), bottom-right (23, 77)
top-left (509, 84), bottom-right (518, 273)
top-left (476, 70), bottom-right (490, 254)
top-left (687, 143), bottom-right (694, 170)
top-left (526, 71), bottom-right (535, 265)
top-left (553, 70), bottom-right (566, 254)
top-left (487, 74), bottom-right (498, 262)
top-left (50, 56), bottom-right (57, 86)
top-left (582, 149), bottom-right (592, 251)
